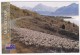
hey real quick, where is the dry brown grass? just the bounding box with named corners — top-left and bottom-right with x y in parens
top-left (10, 3), bottom-right (79, 40)
top-left (15, 16), bottom-right (79, 40)
top-left (10, 4), bottom-right (39, 19)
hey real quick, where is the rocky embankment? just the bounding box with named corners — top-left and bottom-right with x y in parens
top-left (11, 27), bottom-right (79, 53)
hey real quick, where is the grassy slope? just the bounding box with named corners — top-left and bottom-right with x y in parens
top-left (10, 4), bottom-right (39, 19)
top-left (10, 4), bottom-right (79, 53)
top-left (10, 4), bottom-right (79, 40)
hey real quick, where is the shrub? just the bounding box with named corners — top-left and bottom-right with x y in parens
top-left (43, 24), bottom-right (57, 32)
top-left (58, 29), bottom-right (79, 40)
top-left (73, 23), bottom-right (75, 27)
top-left (68, 21), bottom-right (71, 24)
top-left (61, 24), bottom-right (65, 29)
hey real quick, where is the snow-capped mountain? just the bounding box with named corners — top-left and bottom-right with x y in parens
top-left (32, 4), bottom-right (58, 15)
top-left (33, 4), bottom-right (57, 12)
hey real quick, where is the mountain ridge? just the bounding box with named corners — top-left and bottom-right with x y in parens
top-left (51, 3), bottom-right (79, 16)
top-left (22, 3), bottom-right (79, 16)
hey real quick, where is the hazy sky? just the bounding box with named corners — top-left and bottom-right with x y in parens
top-left (10, 1), bottom-right (78, 8)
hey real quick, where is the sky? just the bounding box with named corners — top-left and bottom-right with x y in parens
top-left (10, 1), bottom-right (78, 8)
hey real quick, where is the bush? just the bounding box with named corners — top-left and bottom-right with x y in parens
top-left (68, 21), bottom-right (71, 24)
top-left (61, 24), bottom-right (65, 29)
top-left (73, 23), bottom-right (75, 27)
top-left (58, 29), bottom-right (79, 40)
top-left (43, 24), bottom-right (57, 32)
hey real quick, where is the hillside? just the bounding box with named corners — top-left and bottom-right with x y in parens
top-left (10, 4), bottom-right (39, 19)
top-left (10, 4), bottom-right (79, 53)
top-left (10, 4), bottom-right (79, 40)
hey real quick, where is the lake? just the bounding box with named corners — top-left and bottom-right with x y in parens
top-left (64, 16), bottom-right (79, 26)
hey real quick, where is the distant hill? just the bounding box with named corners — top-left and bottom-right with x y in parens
top-left (51, 3), bottom-right (79, 16)
top-left (32, 4), bottom-right (58, 15)
top-left (21, 3), bottom-right (79, 16)
top-left (22, 4), bottom-right (58, 15)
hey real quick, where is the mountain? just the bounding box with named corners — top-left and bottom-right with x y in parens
top-left (21, 3), bottom-right (78, 16)
top-left (51, 3), bottom-right (79, 16)
top-left (33, 4), bottom-right (57, 12)
top-left (32, 4), bottom-right (58, 15)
